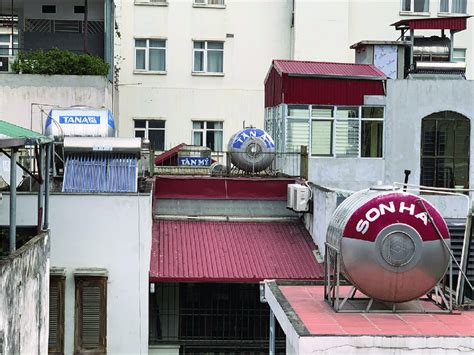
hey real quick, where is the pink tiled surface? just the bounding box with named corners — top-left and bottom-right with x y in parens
top-left (279, 285), bottom-right (474, 336)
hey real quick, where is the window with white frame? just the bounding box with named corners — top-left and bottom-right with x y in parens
top-left (194, 0), bottom-right (225, 5)
top-left (192, 121), bottom-right (223, 151)
top-left (134, 119), bottom-right (166, 151)
top-left (308, 105), bottom-right (384, 158)
top-left (401, 0), bottom-right (429, 12)
top-left (440, 0), bottom-right (467, 13)
top-left (0, 33), bottom-right (18, 56)
top-left (135, 39), bottom-right (166, 72)
top-left (193, 41), bottom-right (224, 73)
top-left (452, 48), bottom-right (466, 63)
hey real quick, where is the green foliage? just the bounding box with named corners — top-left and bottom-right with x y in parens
top-left (12, 48), bottom-right (109, 76)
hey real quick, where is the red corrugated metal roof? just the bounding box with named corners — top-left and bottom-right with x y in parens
top-left (391, 16), bottom-right (471, 31)
top-left (154, 143), bottom-right (186, 165)
top-left (272, 60), bottom-right (386, 79)
top-left (150, 220), bottom-right (324, 282)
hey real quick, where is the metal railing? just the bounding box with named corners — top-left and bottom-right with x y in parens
top-left (154, 150), bottom-right (306, 178)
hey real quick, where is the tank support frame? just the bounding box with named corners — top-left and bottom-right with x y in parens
top-left (324, 242), bottom-right (454, 313)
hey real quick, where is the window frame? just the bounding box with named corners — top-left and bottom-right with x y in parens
top-left (452, 48), bottom-right (467, 63)
top-left (74, 275), bottom-right (107, 355)
top-left (192, 40), bottom-right (224, 74)
top-left (133, 119), bottom-right (166, 151)
top-left (439, 0), bottom-right (468, 14)
top-left (49, 274), bottom-right (65, 355)
top-left (400, 0), bottom-right (430, 13)
top-left (191, 120), bottom-right (224, 151)
top-left (306, 105), bottom-right (384, 158)
top-left (0, 33), bottom-right (18, 57)
top-left (134, 38), bottom-right (167, 73)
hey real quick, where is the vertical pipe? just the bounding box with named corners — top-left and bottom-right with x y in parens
top-left (83, 0), bottom-right (89, 53)
top-left (409, 29), bottom-right (415, 69)
top-left (37, 145), bottom-right (44, 232)
top-left (269, 309), bottom-right (275, 355)
top-left (449, 30), bottom-right (455, 62)
top-left (9, 148), bottom-right (17, 253)
top-left (44, 143), bottom-right (51, 229)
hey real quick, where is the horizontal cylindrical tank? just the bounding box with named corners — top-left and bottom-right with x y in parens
top-left (45, 107), bottom-right (115, 138)
top-left (228, 128), bottom-right (276, 173)
top-left (413, 36), bottom-right (450, 61)
top-left (326, 187), bottom-right (450, 303)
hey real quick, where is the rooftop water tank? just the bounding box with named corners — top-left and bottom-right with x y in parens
top-left (326, 187), bottom-right (450, 303)
top-left (228, 128), bottom-right (276, 173)
top-left (45, 106), bottom-right (115, 138)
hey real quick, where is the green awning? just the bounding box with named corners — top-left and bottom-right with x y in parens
top-left (0, 120), bottom-right (52, 148)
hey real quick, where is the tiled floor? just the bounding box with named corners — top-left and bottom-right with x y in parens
top-left (279, 285), bottom-right (474, 336)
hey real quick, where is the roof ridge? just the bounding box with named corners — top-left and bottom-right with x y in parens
top-left (274, 59), bottom-right (377, 67)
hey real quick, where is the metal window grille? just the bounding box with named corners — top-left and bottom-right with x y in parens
top-left (49, 276), bottom-right (65, 354)
top-left (149, 283), bottom-right (285, 354)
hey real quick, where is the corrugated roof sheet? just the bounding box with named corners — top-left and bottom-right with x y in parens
top-left (0, 120), bottom-right (51, 146)
top-left (150, 220), bottom-right (324, 282)
top-left (272, 60), bottom-right (386, 79)
top-left (391, 16), bottom-right (471, 31)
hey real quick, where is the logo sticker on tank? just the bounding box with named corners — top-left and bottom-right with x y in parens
top-left (59, 115), bottom-right (101, 124)
top-left (343, 193), bottom-right (449, 242)
top-left (231, 128), bottom-right (275, 149)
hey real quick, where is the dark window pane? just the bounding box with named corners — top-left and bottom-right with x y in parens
top-left (135, 130), bottom-right (145, 138)
top-left (134, 120), bottom-right (146, 128)
top-left (361, 121), bottom-right (383, 157)
top-left (436, 120), bottom-right (455, 156)
top-left (74, 6), bottom-right (85, 13)
top-left (149, 130), bottom-right (165, 151)
top-left (149, 120), bottom-right (165, 129)
top-left (421, 120), bottom-right (436, 156)
top-left (206, 121), bottom-right (222, 129)
top-left (42, 5), bottom-right (56, 13)
top-left (361, 107), bottom-right (384, 118)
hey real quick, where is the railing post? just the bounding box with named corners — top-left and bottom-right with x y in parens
top-left (300, 145), bottom-right (308, 180)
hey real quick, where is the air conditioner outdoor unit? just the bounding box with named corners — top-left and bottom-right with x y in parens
top-left (287, 184), bottom-right (298, 209)
top-left (292, 185), bottom-right (310, 212)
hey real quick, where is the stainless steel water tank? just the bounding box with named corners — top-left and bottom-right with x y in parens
top-left (228, 128), bottom-right (276, 173)
top-left (326, 187), bottom-right (450, 303)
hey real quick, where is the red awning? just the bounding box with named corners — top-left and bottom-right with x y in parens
top-left (391, 16), bottom-right (471, 31)
top-left (150, 220), bottom-right (324, 282)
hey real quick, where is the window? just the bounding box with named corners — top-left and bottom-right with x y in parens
top-left (310, 106), bottom-right (384, 158)
top-left (42, 5), bottom-right (57, 13)
top-left (49, 274), bottom-right (65, 354)
top-left (0, 34), bottom-right (18, 56)
top-left (287, 105), bottom-right (310, 152)
top-left (440, 0), bottom-right (467, 13)
top-left (452, 48), bottom-right (466, 63)
top-left (192, 121), bottom-right (223, 151)
top-left (134, 119), bottom-right (165, 151)
top-left (421, 111), bottom-right (470, 189)
top-left (193, 41), bottom-right (224, 73)
top-left (74, 6), bottom-right (85, 14)
top-left (135, 39), bottom-right (166, 72)
top-left (194, 0), bottom-right (225, 5)
top-left (401, 0), bottom-right (429, 12)
top-left (74, 275), bottom-right (107, 354)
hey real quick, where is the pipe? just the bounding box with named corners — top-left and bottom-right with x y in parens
top-left (403, 169), bottom-right (411, 192)
top-left (44, 144), bottom-right (51, 229)
top-left (37, 145), bottom-right (44, 232)
top-left (9, 148), bottom-right (17, 253)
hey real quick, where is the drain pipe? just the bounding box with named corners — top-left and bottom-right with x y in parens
top-left (9, 148), bottom-right (17, 253)
top-left (44, 143), bottom-right (51, 229)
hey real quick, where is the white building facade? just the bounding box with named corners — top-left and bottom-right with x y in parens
top-left (115, 0), bottom-right (473, 150)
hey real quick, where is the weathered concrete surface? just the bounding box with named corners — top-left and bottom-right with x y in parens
top-left (0, 74), bottom-right (113, 133)
top-left (0, 232), bottom-right (50, 355)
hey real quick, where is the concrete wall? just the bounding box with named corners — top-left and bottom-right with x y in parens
top-left (0, 74), bottom-right (113, 133)
top-left (0, 192), bottom-right (153, 355)
top-left (115, 0), bottom-right (292, 147)
top-left (23, 0), bottom-right (104, 21)
top-left (0, 232), bottom-right (50, 355)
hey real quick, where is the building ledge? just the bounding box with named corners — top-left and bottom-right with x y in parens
top-left (192, 4), bottom-right (226, 9)
top-left (74, 268), bottom-right (108, 277)
top-left (399, 11), bottom-right (431, 17)
top-left (438, 12), bottom-right (469, 17)
top-left (50, 266), bottom-right (66, 277)
top-left (191, 72), bottom-right (224, 77)
top-left (134, 1), bottom-right (168, 6)
top-left (133, 70), bottom-right (167, 75)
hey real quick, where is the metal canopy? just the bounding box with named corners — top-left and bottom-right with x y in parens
top-left (0, 120), bottom-right (52, 148)
top-left (391, 16), bottom-right (471, 31)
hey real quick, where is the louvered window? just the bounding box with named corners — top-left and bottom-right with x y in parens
top-left (49, 276), bottom-right (65, 354)
top-left (74, 276), bottom-right (107, 354)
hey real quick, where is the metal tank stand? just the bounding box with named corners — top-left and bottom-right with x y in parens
top-left (324, 242), bottom-right (454, 313)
